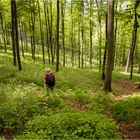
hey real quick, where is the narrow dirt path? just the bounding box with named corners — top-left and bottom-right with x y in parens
top-left (112, 80), bottom-right (140, 139)
top-left (113, 80), bottom-right (140, 100)
top-left (64, 98), bottom-right (88, 111)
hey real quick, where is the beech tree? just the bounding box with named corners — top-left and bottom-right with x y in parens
top-left (11, 0), bottom-right (22, 71)
top-left (104, 0), bottom-right (115, 92)
top-left (56, 0), bottom-right (60, 72)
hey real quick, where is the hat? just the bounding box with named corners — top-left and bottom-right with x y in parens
top-left (45, 67), bottom-right (50, 72)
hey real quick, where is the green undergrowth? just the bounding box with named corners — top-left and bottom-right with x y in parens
top-left (112, 95), bottom-right (140, 130)
top-left (0, 51), bottom-right (140, 139)
top-left (15, 112), bottom-right (120, 139)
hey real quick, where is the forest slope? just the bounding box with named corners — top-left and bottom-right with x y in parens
top-left (0, 51), bottom-right (140, 139)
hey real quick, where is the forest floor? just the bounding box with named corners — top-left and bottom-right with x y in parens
top-left (64, 80), bottom-right (140, 139)
top-left (113, 80), bottom-right (140, 139)
top-left (113, 80), bottom-right (140, 100)
top-left (0, 50), bottom-right (140, 139)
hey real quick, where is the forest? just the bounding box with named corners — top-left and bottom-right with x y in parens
top-left (0, 0), bottom-right (140, 139)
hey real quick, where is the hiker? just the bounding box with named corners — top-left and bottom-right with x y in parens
top-left (44, 68), bottom-right (55, 95)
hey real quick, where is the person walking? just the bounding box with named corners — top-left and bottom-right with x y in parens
top-left (44, 68), bottom-right (55, 95)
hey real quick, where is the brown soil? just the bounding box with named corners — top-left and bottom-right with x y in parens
top-left (64, 99), bottom-right (88, 111)
top-left (112, 80), bottom-right (140, 139)
top-left (118, 121), bottom-right (140, 139)
top-left (65, 80), bottom-right (140, 139)
top-left (113, 80), bottom-right (140, 100)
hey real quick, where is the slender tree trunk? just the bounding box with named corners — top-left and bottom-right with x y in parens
top-left (29, 20), bottom-right (34, 60)
top-left (43, 0), bottom-right (51, 64)
top-left (104, 0), bottom-right (115, 92)
top-left (61, 0), bottom-right (66, 67)
top-left (81, 29), bottom-right (84, 69)
top-left (130, 3), bottom-right (138, 79)
top-left (102, 13), bottom-right (108, 80)
top-left (56, 0), bottom-right (60, 72)
top-left (11, 0), bottom-right (16, 66)
top-left (114, 0), bottom-right (118, 68)
top-left (95, 0), bottom-right (102, 71)
top-left (122, 43), bottom-right (126, 67)
top-left (78, 22), bottom-right (81, 68)
top-left (71, 1), bottom-right (74, 67)
top-left (24, 24), bottom-right (28, 51)
top-left (125, 49), bottom-right (130, 73)
top-left (89, 0), bottom-right (93, 67)
top-left (81, 0), bottom-right (84, 69)
top-left (29, 1), bottom-right (36, 62)
top-left (11, 0), bottom-right (22, 71)
top-left (19, 21), bottom-right (24, 58)
top-left (32, 3), bottom-right (36, 62)
top-left (0, 12), bottom-right (7, 52)
top-left (50, 0), bottom-right (54, 64)
top-left (37, 0), bottom-right (45, 64)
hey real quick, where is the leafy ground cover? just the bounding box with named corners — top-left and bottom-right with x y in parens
top-left (0, 51), bottom-right (140, 139)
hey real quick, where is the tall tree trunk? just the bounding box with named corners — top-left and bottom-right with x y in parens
top-left (0, 12), bottom-right (7, 52)
top-left (130, 2), bottom-right (138, 79)
top-left (11, 0), bottom-right (22, 71)
top-left (95, 0), bottom-right (102, 71)
top-left (29, 1), bottom-right (36, 62)
top-left (89, 0), bottom-right (93, 67)
top-left (104, 0), bottom-right (115, 92)
top-left (102, 13), bottom-right (108, 80)
top-left (56, 0), bottom-right (60, 72)
top-left (29, 20), bottom-right (34, 60)
top-left (50, 0), bottom-right (54, 64)
top-left (78, 22), bottom-right (81, 68)
top-left (11, 0), bottom-right (16, 66)
top-left (37, 0), bottom-right (45, 64)
top-left (19, 21), bottom-right (24, 58)
top-left (24, 24), bottom-right (28, 51)
top-left (81, 0), bottom-right (84, 69)
top-left (125, 49), bottom-right (130, 73)
top-left (125, 2), bottom-right (138, 76)
top-left (114, 0), bottom-right (118, 68)
top-left (71, 1), bottom-right (74, 67)
top-left (61, 0), bottom-right (66, 67)
top-left (43, 0), bottom-right (51, 64)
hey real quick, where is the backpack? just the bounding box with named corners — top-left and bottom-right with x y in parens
top-left (46, 74), bottom-right (55, 87)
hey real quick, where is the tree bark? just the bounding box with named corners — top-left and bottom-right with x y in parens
top-left (43, 0), bottom-right (51, 64)
top-left (11, 0), bottom-right (22, 71)
top-left (81, 0), bottom-right (84, 69)
top-left (89, 0), bottom-right (93, 67)
top-left (37, 0), bottom-right (45, 64)
top-left (78, 22), bottom-right (81, 68)
top-left (56, 0), bottom-right (60, 72)
top-left (71, 1), bottom-right (74, 67)
top-left (11, 0), bottom-right (16, 66)
top-left (102, 13), bottom-right (108, 80)
top-left (104, 0), bottom-right (115, 92)
top-left (130, 3), bottom-right (138, 79)
top-left (50, 0), bottom-right (54, 64)
top-left (0, 12), bottom-right (7, 52)
top-left (61, 0), bottom-right (66, 67)
top-left (95, 0), bottom-right (102, 71)
top-left (19, 20), bottom-right (24, 58)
